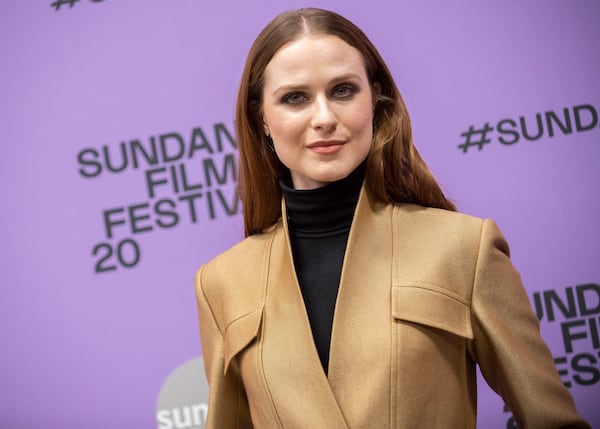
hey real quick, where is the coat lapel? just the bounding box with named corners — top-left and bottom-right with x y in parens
top-left (260, 187), bottom-right (397, 428)
top-left (260, 213), bottom-right (350, 429)
top-left (327, 188), bottom-right (394, 428)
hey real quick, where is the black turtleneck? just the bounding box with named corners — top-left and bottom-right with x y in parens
top-left (280, 163), bottom-right (365, 374)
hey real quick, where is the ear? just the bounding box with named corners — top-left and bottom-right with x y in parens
top-left (372, 82), bottom-right (381, 109)
top-left (250, 99), bottom-right (269, 136)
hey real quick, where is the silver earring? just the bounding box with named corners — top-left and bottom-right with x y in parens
top-left (266, 134), bottom-right (275, 153)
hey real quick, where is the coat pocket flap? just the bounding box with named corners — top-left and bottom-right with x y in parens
top-left (223, 307), bottom-right (263, 374)
top-left (392, 284), bottom-right (473, 339)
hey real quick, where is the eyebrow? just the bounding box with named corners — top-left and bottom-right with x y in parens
top-left (270, 72), bottom-right (364, 97)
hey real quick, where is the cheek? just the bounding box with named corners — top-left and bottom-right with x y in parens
top-left (263, 112), bottom-right (301, 160)
top-left (344, 96), bottom-right (375, 130)
top-left (266, 110), bottom-right (306, 143)
top-left (349, 107), bottom-right (374, 141)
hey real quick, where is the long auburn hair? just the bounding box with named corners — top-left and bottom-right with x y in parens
top-left (236, 7), bottom-right (456, 236)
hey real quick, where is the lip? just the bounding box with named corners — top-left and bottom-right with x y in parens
top-left (307, 140), bottom-right (346, 154)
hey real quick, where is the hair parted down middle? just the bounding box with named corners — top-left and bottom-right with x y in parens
top-left (235, 7), bottom-right (456, 236)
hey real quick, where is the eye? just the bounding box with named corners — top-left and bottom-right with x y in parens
top-left (282, 92), bottom-right (307, 105)
top-left (332, 84), bottom-right (356, 99)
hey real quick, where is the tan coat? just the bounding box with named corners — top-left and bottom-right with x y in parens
top-left (195, 188), bottom-right (589, 429)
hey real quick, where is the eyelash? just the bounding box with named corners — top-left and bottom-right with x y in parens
top-left (282, 92), bottom-right (307, 104)
top-left (333, 84), bottom-right (355, 98)
top-left (281, 84), bottom-right (357, 105)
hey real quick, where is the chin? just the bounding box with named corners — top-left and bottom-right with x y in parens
top-left (315, 169), bottom-right (353, 184)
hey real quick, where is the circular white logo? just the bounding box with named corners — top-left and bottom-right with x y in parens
top-left (156, 357), bottom-right (209, 429)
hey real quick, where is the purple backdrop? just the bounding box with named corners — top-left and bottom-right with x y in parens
top-left (1, 1), bottom-right (598, 428)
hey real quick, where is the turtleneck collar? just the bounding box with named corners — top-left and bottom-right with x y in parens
top-left (279, 162), bottom-right (366, 237)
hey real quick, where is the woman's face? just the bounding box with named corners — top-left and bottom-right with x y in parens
top-left (261, 34), bottom-right (376, 190)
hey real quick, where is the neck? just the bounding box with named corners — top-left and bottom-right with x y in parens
top-left (280, 163), bottom-right (366, 236)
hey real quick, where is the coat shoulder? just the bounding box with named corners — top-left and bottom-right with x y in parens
top-left (395, 203), bottom-right (488, 244)
top-left (400, 204), bottom-right (510, 255)
top-left (195, 223), bottom-right (279, 328)
top-left (391, 204), bottom-right (509, 302)
top-left (202, 227), bottom-right (275, 281)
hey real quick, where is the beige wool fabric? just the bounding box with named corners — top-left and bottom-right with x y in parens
top-left (195, 186), bottom-right (589, 429)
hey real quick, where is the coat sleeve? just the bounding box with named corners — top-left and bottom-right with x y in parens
top-left (470, 219), bottom-right (590, 429)
top-left (195, 265), bottom-right (253, 429)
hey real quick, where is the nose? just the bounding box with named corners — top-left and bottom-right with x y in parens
top-left (310, 95), bottom-right (337, 131)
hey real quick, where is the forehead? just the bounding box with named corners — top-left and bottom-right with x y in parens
top-left (264, 34), bottom-right (368, 86)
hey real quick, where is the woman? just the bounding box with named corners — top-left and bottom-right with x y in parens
top-left (195, 8), bottom-right (589, 428)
